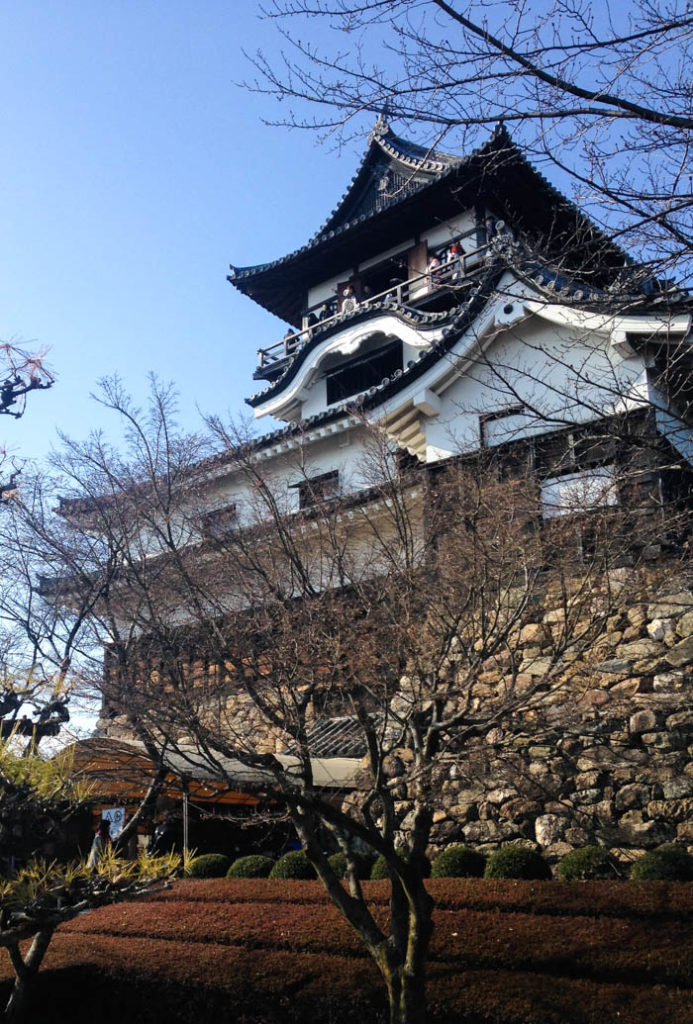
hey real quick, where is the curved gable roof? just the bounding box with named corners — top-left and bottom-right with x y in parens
top-left (316, 116), bottom-right (460, 237)
top-left (228, 123), bottom-right (631, 327)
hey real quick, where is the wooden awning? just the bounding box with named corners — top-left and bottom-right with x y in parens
top-left (65, 738), bottom-right (261, 807)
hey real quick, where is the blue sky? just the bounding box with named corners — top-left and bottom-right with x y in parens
top-left (0, 2), bottom-right (366, 466)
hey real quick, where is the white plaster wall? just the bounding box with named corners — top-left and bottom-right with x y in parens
top-left (207, 424), bottom-right (380, 524)
top-left (422, 211), bottom-right (476, 251)
top-left (423, 317), bottom-right (646, 461)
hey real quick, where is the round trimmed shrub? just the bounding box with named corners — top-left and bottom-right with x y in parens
top-left (328, 851), bottom-right (372, 880)
top-left (557, 846), bottom-right (619, 881)
top-left (370, 853), bottom-right (391, 880)
top-left (227, 855), bottom-right (275, 879)
top-left (186, 853), bottom-right (232, 879)
top-left (370, 849), bottom-right (431, 880)
top-left (269, 850), bottom-right (316, 879)
top-left (630, 845), bottom-right (693, 881)
top-left (431, 845), bottom-right (486, 879)
top-left (484, 846), bottom-right (551, 880)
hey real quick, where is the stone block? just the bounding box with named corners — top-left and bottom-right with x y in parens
top-left (666, 710), bottom-right (693, 731)
top-left (544, 801), bottom-right (571, 816)
top-left (629, 709), bottom-right (658, 734)
top-left (520, 656), bottom-right (555, 677)
top-left (614, 783), bottom-right (650, 811)
top-left (448, 803), bottom-right (477, 822)
top-left (665, 635), bottom-right (693, 668)
top-left (647, 618), bottom-right (675, 641)
top-left (618, 639), bottom-right (665, 661)
top-left (676, 821), bottom-right (693, 841)
top-left (544, 841), bottom-right (574, 860)
top-left (577, 746), bottom-right (620, 770)
top-left (535, 813), bottom-right (566, 847)
top-left (579, 689), bottom-right (610, 708)
top-left (572, 788), bottom-right (601, 804)
top-left (662, 776), bottom-right (693, 799)
top-left (654, 671), bottom-right (688, 692)
top-left (610, 678), bottom-right (644, 697)
top-left (676, 610), bottom-right (693, 638)
top-left (640, 731), bottom-right (681, 751)
top-left (520, 621), bottom-right (553, 646)
top-left (575, 771), bottom-right (602, 789)
top-left (626, 605), bottom-right (647, 628)
top-left (648, 592), bottom-right (693, 619)
top-left (487, 787), bottom-right (516, 804)
top-left (500, 798), bottom-right (541, 822)
top-left (647, 797), bottom-right (693, 822)
top-left (596, 658), bottom-right (632, 674)
top-left (528, 745), bottom-right (553, 759)
top-left (618, 809), bottom-right (656, 839)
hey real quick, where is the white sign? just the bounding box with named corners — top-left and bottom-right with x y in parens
top-left (101, 806), bottom-right (126, 838)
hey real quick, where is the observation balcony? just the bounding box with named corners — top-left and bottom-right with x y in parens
top-left (256, 238), bottom-right (496, 373)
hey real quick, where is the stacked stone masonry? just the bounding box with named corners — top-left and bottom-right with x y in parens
top-left (396, 575), bottom-right (693, 864)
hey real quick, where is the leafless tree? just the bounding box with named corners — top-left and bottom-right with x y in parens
top-left (0, 341), bottom-right (53, 502)
top-left (248, 0), bottom-right (693, 284)
top-left (32, 378), bottom-right (683, 1024)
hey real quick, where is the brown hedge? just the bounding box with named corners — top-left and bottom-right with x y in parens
top-left (1, 878), bottom-right (690, 1024)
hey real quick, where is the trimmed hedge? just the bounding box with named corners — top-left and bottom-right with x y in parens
top-left (630, 845), bottom-right (693, 882)
top-left (269, 850), bottom-right (316, 880)
top-left (484, 846), bottom-right (551, 881)
top-left (185, 853), bottom-right (232, 879)
top-left (370, 850), bottom-right (431, 881)
top-left (558, 846), bottom-right (619, 881)
top-left (29, 877), bottom-right (693, 1024)
top-left (327, 851), bottom-right (372, 880)
top-left (431, 845), bottom-right (486, 879)
top-left (227, 855), bottom-right (275, 879)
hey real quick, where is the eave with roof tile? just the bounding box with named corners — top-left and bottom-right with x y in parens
top-left (227, 124), bottom-right (633, 327)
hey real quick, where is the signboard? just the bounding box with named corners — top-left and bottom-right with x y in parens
top-left (101, 806), bottom-right (126, 838)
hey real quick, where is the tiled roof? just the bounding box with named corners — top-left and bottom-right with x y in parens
top-left (227, 122), bottom-right (490, 286)
top-left (283, 716), bottom-right (368, 758)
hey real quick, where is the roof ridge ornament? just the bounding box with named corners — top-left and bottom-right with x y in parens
top-left (369, 111), bottom-right (390, 141)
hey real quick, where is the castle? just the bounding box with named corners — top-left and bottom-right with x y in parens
top-left (81, 119), bottom-right (693, 860)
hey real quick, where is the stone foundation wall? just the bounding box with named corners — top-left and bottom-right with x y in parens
top-left (395, 575), bottom-right (693, 863)
top-left (104, 570), bottom-right (693, 864)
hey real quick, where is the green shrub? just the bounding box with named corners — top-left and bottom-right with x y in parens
top-left (186, 853), bottom-right (232, 879)
top-left (269, 850), bottom-right (316, 879)
top-left (327, 851), bottom-right (373, 880)
top-left (484, 846), bottom-right (551, 881)
top-left (227, 855), bottom-right (275, 879)
top-left (630, 845), bottom-right (693, 881)
top-left (431, 845), bottom-right (486, 879)
top-left (370, 849), bottom-right (431, 880)
top-left (557, 846), bottom-right (619, 881)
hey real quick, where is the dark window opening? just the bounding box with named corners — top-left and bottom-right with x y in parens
top-left (198, 504), bottom-right (238, 540)
top-left (326, 340), bottom-right (403, 404)
top-left (297, 470), bottom-right (339, 509)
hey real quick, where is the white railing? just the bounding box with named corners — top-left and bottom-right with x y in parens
top-left (257, 241), bottom-right (492, 369)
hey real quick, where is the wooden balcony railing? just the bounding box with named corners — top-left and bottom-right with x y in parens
top-left (256, 241), bottom-right (493, 369)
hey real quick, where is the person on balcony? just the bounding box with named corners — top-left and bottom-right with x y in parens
top-left (340, 284), bottom-right (359, 314)
top-left (447, 240), bottom-right (464, 279)
top-left (427, 254), bottom-right (442, 288)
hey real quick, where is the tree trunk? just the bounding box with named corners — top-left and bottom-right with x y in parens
top-left (377, 878), bottom-right (434, 1024)
top-left (5, 928), bottom-right (54, 1024)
